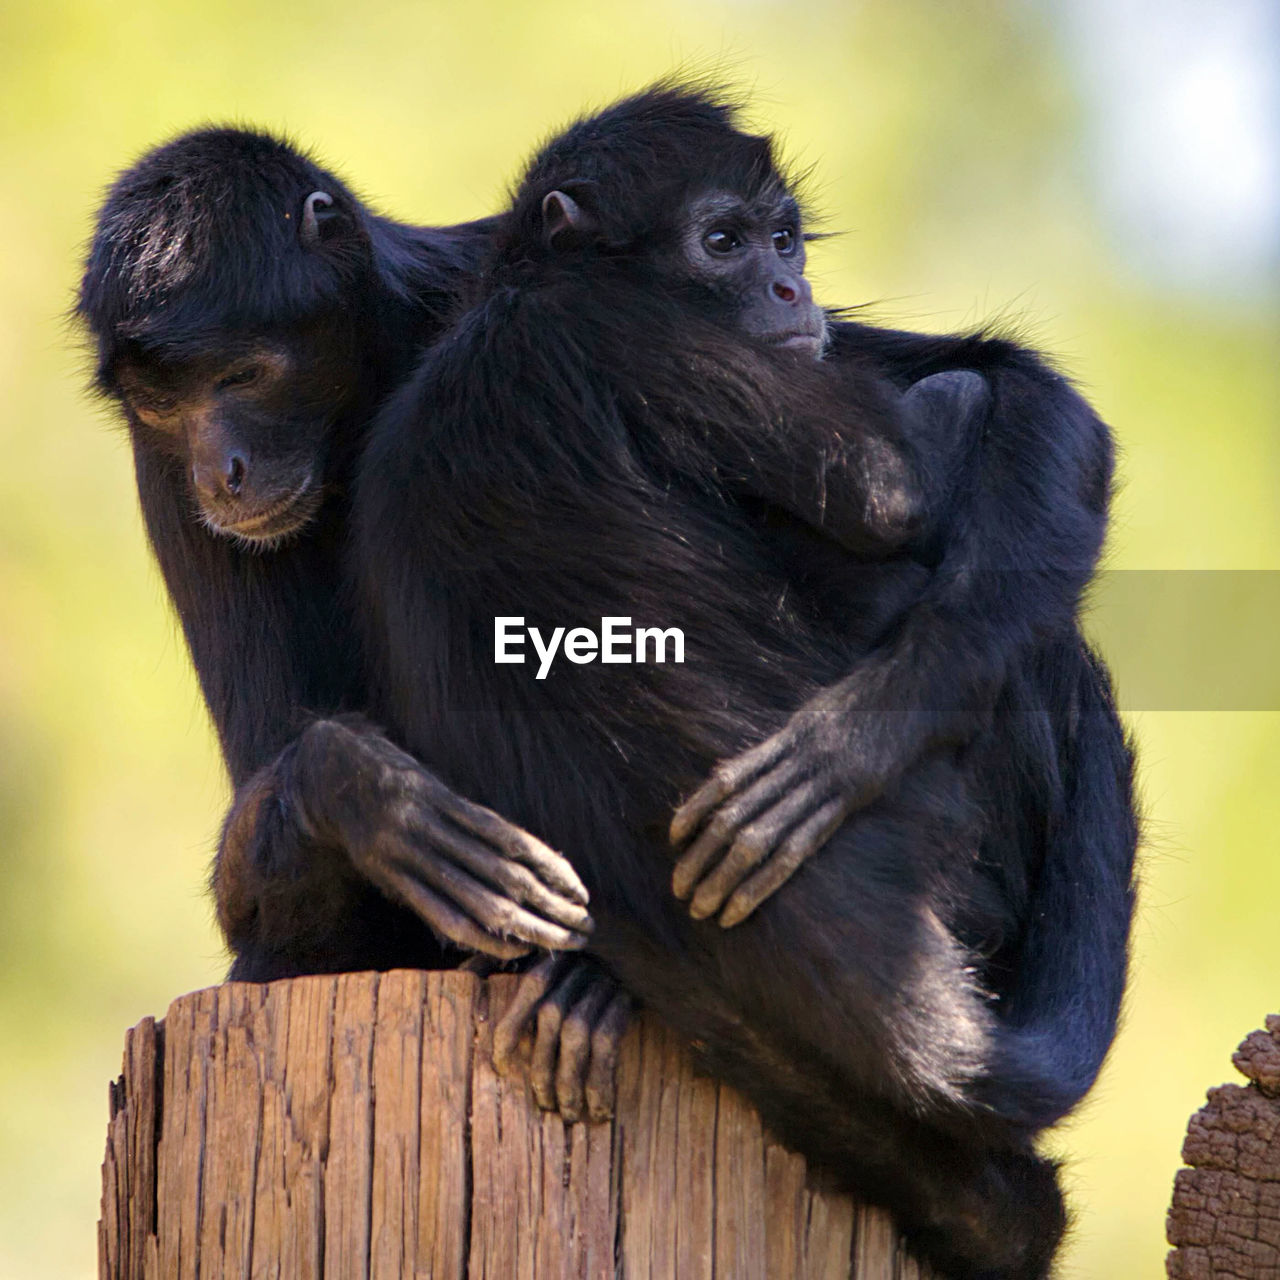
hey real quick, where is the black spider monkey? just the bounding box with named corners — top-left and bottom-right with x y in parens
top-left (78, 128), bottom-right (595, 975)
top-left (351, 85), bottom-right (1136, 1280)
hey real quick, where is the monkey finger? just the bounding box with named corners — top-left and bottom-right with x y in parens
top-left (414, 817), bottom-right (594, 933)
top-left (669, 735), bottom-right (787, 848)
top-left (530, 1003), bottom-right (565, 1112)
top-left (530, 966), bottom-right (592, 1112)
top-left (493, 955), bottom-right (566, 1076)
top-left (671, 822), bottom-right (728, 901)
top-left (441, 797), bottom-right (590, 905)
top-left (374, 866), bottom-right (533, 959)
top-left (555, 981), bottom-right (614, 1123)
top-left (685, 779), bottom-right (821, 920)
top-left (585, 994), bottom-right (632, 1122)
top-left (718, 798), bottom-right (849, 929)
top-left (391, 847), bottom-right (592, 952)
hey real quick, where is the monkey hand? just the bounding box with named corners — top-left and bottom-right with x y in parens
top-left (293, 718), bottom-right (593, 959)
top-left (491, 954), bottom-right (633, 1123)
top-left (669, 688), bottom-right (903, 927)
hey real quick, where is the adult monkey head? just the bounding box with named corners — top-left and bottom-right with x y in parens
top-left (79, 130), bottom-right (389, 546)
top-left (517, 86), bottom-right (828, 357)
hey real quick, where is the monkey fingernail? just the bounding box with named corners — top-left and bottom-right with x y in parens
top-left (688, 893), bottom-right (717, 920)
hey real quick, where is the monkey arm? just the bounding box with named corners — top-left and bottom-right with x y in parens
top-left (677, 351), bottom-right (991, 563)
top-left (134, 446), bottom-right (592, 972)
top-left (718, 407), bottom-right (928, 558)
top-left (671, 328), bottom-right (1114, 925)
top-left (215, 717), bottom-right (594, 975)
top-left (131, 441), bottom-right (362, 785)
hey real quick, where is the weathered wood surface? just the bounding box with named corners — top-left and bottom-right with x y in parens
top-left (1167, 1014), bottom-right (1280, 1280)
top-left (100, 970), bottom-right (932, 1279)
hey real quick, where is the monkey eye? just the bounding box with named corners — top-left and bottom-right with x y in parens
top-left (217, 366), bottom-right (261, 391)
top-left (132, 391), bottom-right (177, 416)
top-left (772, 227), bottom-right (796, 255)
top-left (703, 228), bottom-right (742, 255)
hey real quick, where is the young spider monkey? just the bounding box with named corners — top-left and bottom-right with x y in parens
top-left (485, 130), bottom-right (988, 1125)
top-left (354, 84), bottom-right (1134, 1280)
top-left (532, 131), bottom-right (992, 926)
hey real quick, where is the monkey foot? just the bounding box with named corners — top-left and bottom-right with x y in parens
top-left (491, 954), bottom-right (632, 1123)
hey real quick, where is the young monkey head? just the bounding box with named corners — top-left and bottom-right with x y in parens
top-left (509, 82), bottom-right (830, 358)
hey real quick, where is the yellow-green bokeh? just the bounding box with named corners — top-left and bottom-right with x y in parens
top-left (1, 2), bottom-right (1276, 1277)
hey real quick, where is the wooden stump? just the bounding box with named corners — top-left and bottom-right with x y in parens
top-left (1167, 1014), bottom-right (1280, 1279)
top-left (99, 970), bottom-right (932, 1280)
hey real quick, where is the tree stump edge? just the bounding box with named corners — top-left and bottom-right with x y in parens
top-left (99, 970), bottom-right (929, 1279)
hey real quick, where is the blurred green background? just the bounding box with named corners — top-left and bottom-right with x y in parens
top-left (1, 1), bottom-right (1276, 1275)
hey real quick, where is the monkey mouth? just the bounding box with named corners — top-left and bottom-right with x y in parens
top-left (206, 475), bottom-right (322, 547)
top-left (772, 332), bottom-right (825, 358)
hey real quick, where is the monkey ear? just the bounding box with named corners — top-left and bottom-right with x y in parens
top-left (300, 191), bottom-right (344, 248)
top-left (541, 189), bottom-right (596, 250)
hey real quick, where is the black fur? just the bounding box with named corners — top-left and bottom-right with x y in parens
top-left (77, 96), bottom-right (1138, 1279)
top-left (78, 128), bottom-right (511, 976)
top-left (351, 85), bottom-right (1137, 1280)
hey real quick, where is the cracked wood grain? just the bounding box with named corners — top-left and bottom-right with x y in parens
top-left (1168, 1014), bottom-right (1280, 1280)
top-left (100, 971), bottom-right (930, 1278)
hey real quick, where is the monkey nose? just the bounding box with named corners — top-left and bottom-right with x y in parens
top-left (193, 452), bottom-right (249, 501)
top-left (772, 280), bottom-right (799, 304)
